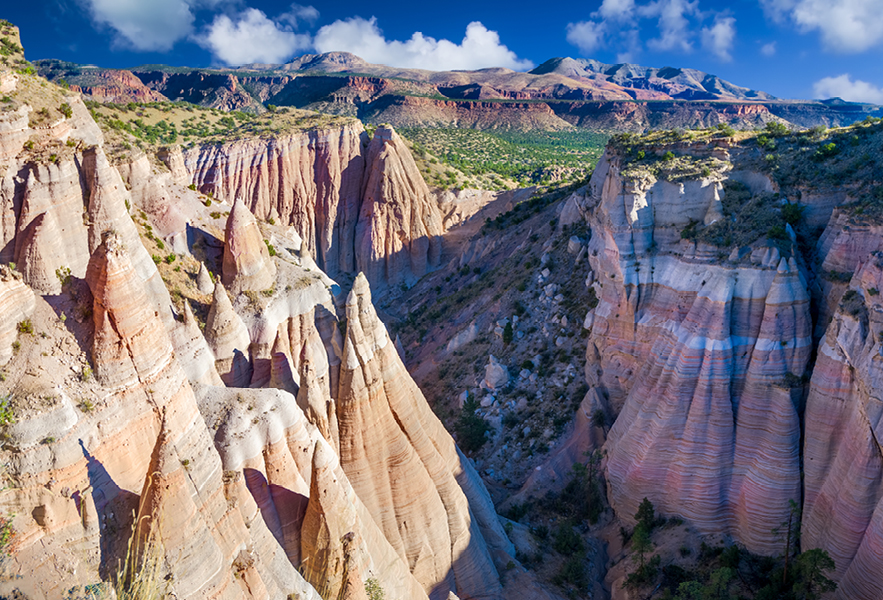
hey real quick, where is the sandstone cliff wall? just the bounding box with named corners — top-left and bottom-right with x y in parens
top-left (178, 124), bottom-right (442, 290)
top-left (570, 143), bottom-right (883, 598)
top-left (0, 59), bottom-right (520, 600)
top-left (583, 151), bottom-right (810, 555)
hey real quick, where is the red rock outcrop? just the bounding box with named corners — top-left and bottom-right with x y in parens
top-left (67, 69), bottom-right (167, 104)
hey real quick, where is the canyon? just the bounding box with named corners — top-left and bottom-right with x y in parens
top-left (3, 19), bottom-right (883, 600)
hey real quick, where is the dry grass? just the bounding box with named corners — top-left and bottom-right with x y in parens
top-left (113, 512), bottom-right (167, 600)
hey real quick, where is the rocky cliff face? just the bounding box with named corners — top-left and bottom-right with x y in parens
top-left (0, 45), bottom-right (530, 600)
top-left (357, 127), bottom-right (443, 287)
top-left (582, 149), bottom-right (809, 554)
top-left (557, 128), bottom-right (883, 597)
top-left (801, 252), bottom-right (883, 599)
top-left (179, 123), bottom-right (442, 290)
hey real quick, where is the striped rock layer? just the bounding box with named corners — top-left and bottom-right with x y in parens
top-left (579, 146), bottom-right (883, 598)
top-left (0, 58), bottom-right (522, 600)
top-left (802, 255), bottom-right (883, 600)
top-left (586, 150), bottom-right (811, 554)
top-left (178, 124), bottom-right (443, 289)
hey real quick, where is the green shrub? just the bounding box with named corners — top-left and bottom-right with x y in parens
top-left (0, 513), bottom-right (16, 557)
top-left (815, 142), bottom-right (839, 160)
top-left (768, 225), bottom-right (789, 240)
top-left (0, 395), bottom-right (14, 425)
top-left (715, 123), bottom-right (736, 137)
top-left (455, 395), bottom-right (489, 453)
top-left (552, 523), bottom-right (585, 555)
top-left (680, 219), bottom-right (700, 240)
top-left (16, 319), bottom-right (33, 334)
top-left (56, 266), bottom-right (72, 287)
top-left (365, 578), bottom-right (385, 600)
top-left (59, 103), bottom-right (72, 118)
top-left (553, 555), bottom-right (588, 591)
top-left (765, 121), bottom-right (790, 137)
top-left (781, 203), bottom-right (804, 226)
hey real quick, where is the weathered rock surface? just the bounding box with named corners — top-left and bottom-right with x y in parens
top-left (195, 384), bottom-right (428, 600)
top-left (170, 301), bottom-right (224, 386)
top-left (300, 440), bottom-right (369, 600)
top-left (483, 354), bottom-right (510, 391)
top-left (204, 281), bottom-right (252, 387)
top-left (183, 124), bottom-right (366, 279)
top-left (0, 44), bottom-right (524, 600)
top-left (222, 196), bottom-right (277, 294)
top-left (356, 126), bottom-right (443, 288)
top-left (15, 159), bottom-right (90, 294)
top-left (180, 123), bottom-right (443, 290)
top-left (586, 150), bottom-right (810, 554)
top-left (802, 256), bottom-right (883, 599)
top-left (0, 266), bottom-right (35, 364)
top-left (296, 336), bottom-right (337, 447)
top-left (337, 273), bottom-right (508, 599)
top-left (197, 261), bottom-right (214, 294)
top-left (86, 233), bottom-right (175, 386)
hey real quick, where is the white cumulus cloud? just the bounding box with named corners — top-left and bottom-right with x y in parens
top-left (701, 16), bottom-right (736, 61)
top-left (280, 4), bottom-right (319, 28)
top-left (643, 0), bottom-right (699, 53)
top-left (313, 18), bottom-right (533, 71)
top-left (566, 21), bottom-right (607, 54)
top-left (598, 0), bottom-right (637, 20)
top-left (566, 0), bottom-right (733, 61)
top-left (760, 41), bottom-right (777, 56)
top-left (85, 0), bottom-right (196, 51)
top-left (814, 74), bottom-right (883, 103)
top-left (761, 0), bottom-right (883, 52)
top-left (199, 8), bottom-right (311, 65)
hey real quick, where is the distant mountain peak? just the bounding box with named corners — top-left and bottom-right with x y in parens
top-left (529, 56), bottom-right (775, 101)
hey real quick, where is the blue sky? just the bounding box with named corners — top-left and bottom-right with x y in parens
top-left (5, 0), bottom-right (883, 102)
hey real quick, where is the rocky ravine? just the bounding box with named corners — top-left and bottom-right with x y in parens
top-left (0, 29), bottom-right (556, 600)
top-left (390, 122), bottom-right (883, 599)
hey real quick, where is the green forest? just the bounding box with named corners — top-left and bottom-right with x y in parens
top-left (399, 127), bottom-right (608, 189)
